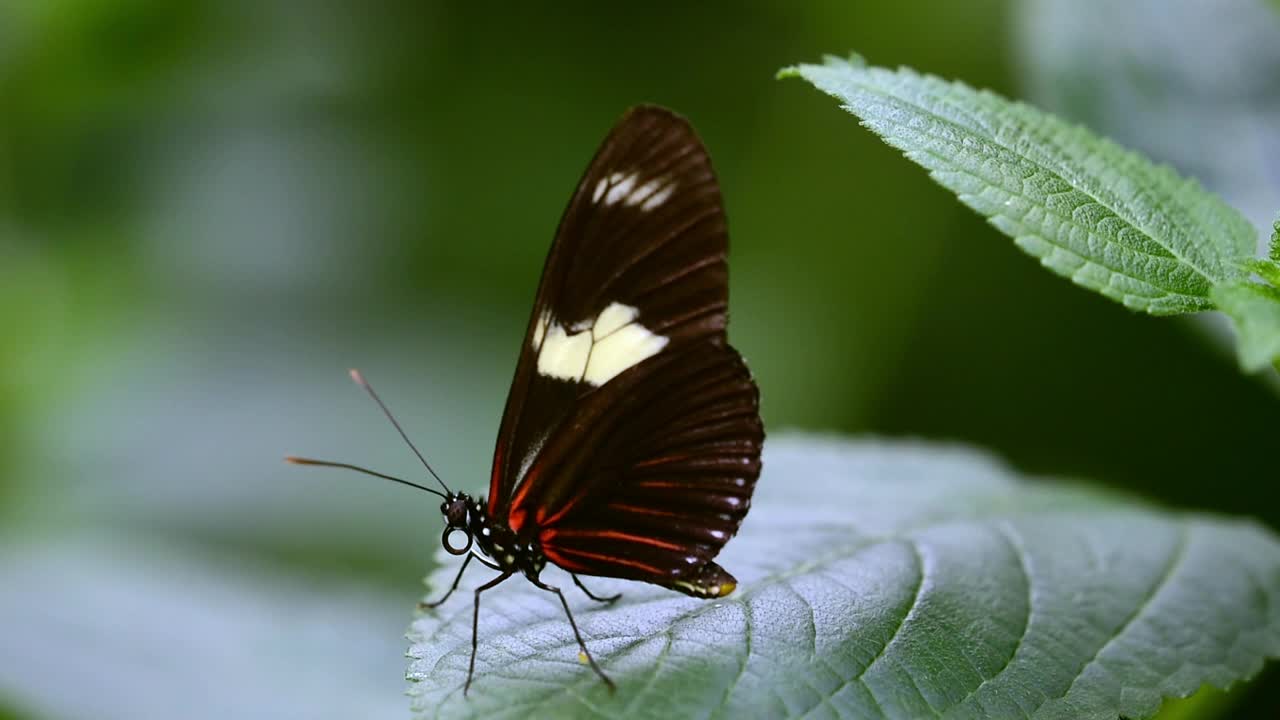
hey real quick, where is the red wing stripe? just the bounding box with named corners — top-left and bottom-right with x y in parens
top-left (535, 489), bottom-right (592, 528)
top-left (633, 454), bottom-right (693, 469)
top-left (634, 480), bottom-right (695, 490)
top-left (544, 546), bottom-right (665, 576)
top-left (539, 547), bottom-right (589, 573)
top-left (507, 507), bottom-right (528, 534)
top-left (605, 502), bottom-right (684, 519)
top-left (487, 443), bottom-right (506, 517)
top-left (543, 528), bottom-right (685, 552)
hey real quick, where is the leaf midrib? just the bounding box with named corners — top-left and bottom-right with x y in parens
top-left (908, 138), bottom-right (1190, 302)
top-left (823, 66), bottom-right (1222, 295)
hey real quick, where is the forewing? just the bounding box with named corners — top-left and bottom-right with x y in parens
top-left (510, 340), bottom-right (763, 596)
top-left (488, 106), bottom-right (731, 515)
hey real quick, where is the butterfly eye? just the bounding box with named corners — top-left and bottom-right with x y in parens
top-left (439, 501), bottom-right (448, 515)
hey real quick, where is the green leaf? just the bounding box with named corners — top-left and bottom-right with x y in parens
top-left (779, 55), bottom-right (1257, 315)
top-left (1212, 281), bottom-right (1280, 372)
top-left (1271, 218), bottom-right (1280, 266)
top-left (1149, 685), bottom-right (1236, 720)
top-left (406, 435), bottom-right (1280, 720)
top-left (1245, 220), bottom-right (1280, 292)
top-left (1249, 259), bottom-right (1280, 292)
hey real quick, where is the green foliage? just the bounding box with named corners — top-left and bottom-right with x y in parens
top-left (1212, 282), bottom-right (1280, 373)
top-left (5, 1), bottom-right (1280, 718)
top-left (1271, 218), bottom-right (1280, 266)
top-left (780, 55), bottom-right (1280, 373)
top-left (1219, 222), bottom-right (1280, 371)
top-left (407, 436), bottom-right (1280, 720)
top-left (1150, 686), bottom-right (1236, 720)
top-left (1213, 219), bottom-right (1274, 368)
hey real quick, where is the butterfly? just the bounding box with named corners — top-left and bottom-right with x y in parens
top-left (288, 105), bottom-right (764, 694)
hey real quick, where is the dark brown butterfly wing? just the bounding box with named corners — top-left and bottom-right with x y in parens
top-left (511, 339), bottom-right (762, 598)
top-left (488, 106), bottom-right (733, 517)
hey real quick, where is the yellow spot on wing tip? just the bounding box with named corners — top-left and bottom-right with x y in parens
top-left (673, 579), bottom-right (737, 598)
top-left (578, 650), bottom-right (589, 664)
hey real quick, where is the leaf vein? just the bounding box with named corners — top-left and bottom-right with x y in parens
top-left (945, 521), bottom-right (1036, 718)
top-left (856, 539), bottom-right (935, 716)
top-left (707, 595), bottom-right (755, 719)
top-left (620, 632), bottom-right (674, 717)
top-left (1027, 521), bottom-right (1191, 717)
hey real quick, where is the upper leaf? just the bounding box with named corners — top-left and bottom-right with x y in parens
top-left (406, 435), bottom-right (1280, 720)
top-left (780, 55), bottom-right (1258, 315)
top-left (1211, 219), bottom-right (1280, 372)
top-left (1212, 281), bottom-right (1280, 372)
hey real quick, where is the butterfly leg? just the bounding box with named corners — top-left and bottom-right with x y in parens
top-left (418, 553), bottom-right (474, 609)
top-left (571, 573), bottom-right (621, 604)
top-left (464, 571), bottom-right (513, 696)
top-left (530, 577), bottom-right (616, 692)
top-left (419, 553), bottom-right (504, 610)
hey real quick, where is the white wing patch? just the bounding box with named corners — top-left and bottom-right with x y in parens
top-left (584, 322), bottom-right (667, 385)
top-left (640, 183), bottom-right (675, 211)
top-left (536, 323), bottom-right (592, 381)
top-left (532, 302), bottom-right (668, 386)
top-left (592, 171), bottom-right (676, 211)
top-left (593, 302), bottom-right (638, 338)
top-left (604, 173), bottom-right (637, 205)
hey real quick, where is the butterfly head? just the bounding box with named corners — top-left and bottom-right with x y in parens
top-left (440, 494), bottom-right (469, 527)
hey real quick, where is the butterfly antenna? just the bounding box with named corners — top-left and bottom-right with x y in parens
top-left (284, 457), bottom-right (448, 500)
top-left (348, 369), bottom-right (453, 495)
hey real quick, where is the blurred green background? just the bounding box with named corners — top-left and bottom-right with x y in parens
top-left (2, 1), bottom-right (1278, 718)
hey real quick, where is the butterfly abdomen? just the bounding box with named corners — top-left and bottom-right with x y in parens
top-left (671, 561), bottom-right (737, 598)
